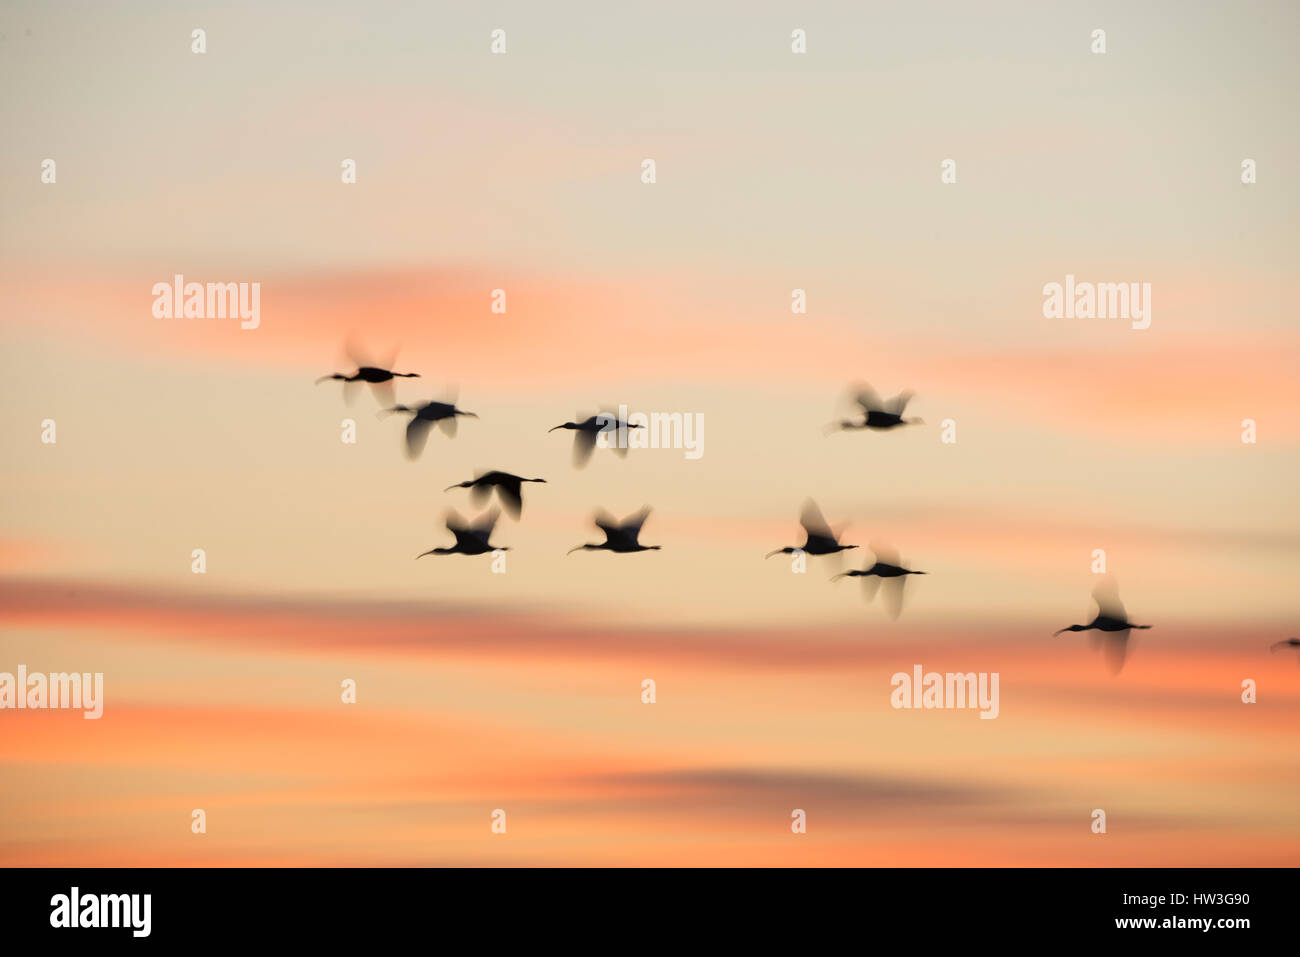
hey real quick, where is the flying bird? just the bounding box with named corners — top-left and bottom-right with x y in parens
top-left (382, 399), bottom-right (477, 460)
top-left (830, 383), bottom-right (923, 432)
top-left (1054, 579), bottom-right (1151, 675)
top-left (568, 507), bottom-right (661, 554)
top-left (833, 543), bottom-right (926, 619)
top-left (766, 499), bottom-right (858, 559)
top-left (316, 340), bottom-right (419, 407)
top-left (549, 411), bottom-right (643, 467)
top-left (444, 470), bottom-right (547, 519)
top-left (417, 509), bottom-right (506, 557)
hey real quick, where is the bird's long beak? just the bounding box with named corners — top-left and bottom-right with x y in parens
top-left (314, 375), bottom-right (332, 385)
top-left (443, 484), bottom-right (459, 492)
top-left (1052, 627), bottom-right (1068, 636)
top-left (831, 572), bottom-right (847, 581)
top-left (764, 549), bottom-right (783, 559)
top-left (548, 425), bottom-right (564, 432)
top-left (566, 545), bottom-right (584, 555)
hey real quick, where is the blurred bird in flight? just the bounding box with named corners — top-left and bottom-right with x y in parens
top-left (568, 507), bottom-right (660, 554)
top-left (1054, 578), bottom-right (1151, 675)
top-left (417, 509), bottom-right (506, 557)
top-left (833, 543), bottom-right (927, 619)
top-left (445, 471), bottom-right (547, 520)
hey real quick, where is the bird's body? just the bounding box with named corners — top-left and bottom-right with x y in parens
top-left (550, 412), bottom-right (643, 467)
top-left (417, 509), bottom-right (505, 557)
top-left (445, 470), bottom-right (546, 519)
top-left (839, 561), bottom-right (921, 580)
top-left (833, 545), bottom-right (926, 618)
top-left (1055, 581), bottom-right (1151, 674)
top-left (832, 383), bottom-right (922, 432)
top-left (767, 499), bottom-right (857, 558)
top-left (568, 507), bottom-right (660, 554)
top-left (383, 400), bottom-right (477, 459)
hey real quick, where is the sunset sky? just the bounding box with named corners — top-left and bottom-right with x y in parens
top-left (1, 0), bottom-right (1298, 865)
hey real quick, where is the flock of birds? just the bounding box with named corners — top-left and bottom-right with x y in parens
top-left (317, 346), bottom-right (1296, 675)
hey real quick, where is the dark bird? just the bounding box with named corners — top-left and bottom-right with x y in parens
top-left (830, 382), bottom-right (923, 432)
top-left (833, 543), bottom-right (926, 619)
top-left (568, 507), bottom-right (661, 554)
top-left (444, 470), bottom-right (547, 519)
top-left (549, 410), bottom-right (644, 467)
top-left (1270, 638), bottom-right (1300, 653)
top-left (382, 399), bottom-right (477, 460)
top-left (766, 499), bottom-right (858, 558)
top-left (1054, 579), bottom-right (1151, 675)
top-left (316, 340), bottom-right (419, 407)
top-left (417, 509), bottom-right (506, 557)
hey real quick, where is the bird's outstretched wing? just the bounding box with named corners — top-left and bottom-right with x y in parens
top-left (1092, 578), bottom-right (1127, 622)
top-left (870, 542), bottom-right (901, 566)
top-left (471, 509), bottom-right (500, 542)
top-left (344, 336), bottom-right (375, 370)
top-left (342, 378), bottom-right (363, 406)
top-left (368, 379), bottom-right (396, 409)
top-left (1102, 629), bottom-right (1130, 675)
top-left (497, 478), bottom-right (523, 519)
top-left (621, 506), bottom-right (652, 536)
top-left (800, 498), bottom-right (839, 550)
top-left (405, 416), bottom-right (433, 460)
top-left (882, 578), bottom-right (907, 620)
top-left (444, 509), bottom-right (471, 546)
top-left (800, 499), bottom-right (833, 539)
top-left (852, 383), bottom-right (883, 414)
top-left (573, 429), bottom-right (598, 467)
top-left (859, 575), bottom-right (882, 603)
top-left (885, 391), bottom-right (914, 415)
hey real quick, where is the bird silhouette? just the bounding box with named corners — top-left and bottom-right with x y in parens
top-left (1054, 579), bottom-right (1151, 675)
top-left (444, 470), bottom-right (547, 519)
top-left (417, 509), bottom-right (506, 557)
top-left (316, 340), bottom-right (419, 407)
top-left (833, 543), bottom-right (926, 619)
top-left (766, 499), bottom-right (858, 559)
top-left (830, 383), bottom-right (923, 432)
top-left (568, 507), bottom-right (661, 554)
top-left (382, 399), bottom-right (477, 460)
top-left (1270, 638), bottom-right (1300, 655)
top-left (549, 411), bottom-right (643, 467)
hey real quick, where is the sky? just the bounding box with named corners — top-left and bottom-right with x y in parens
top-left (1, 0), bottom-right (1298, 865)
